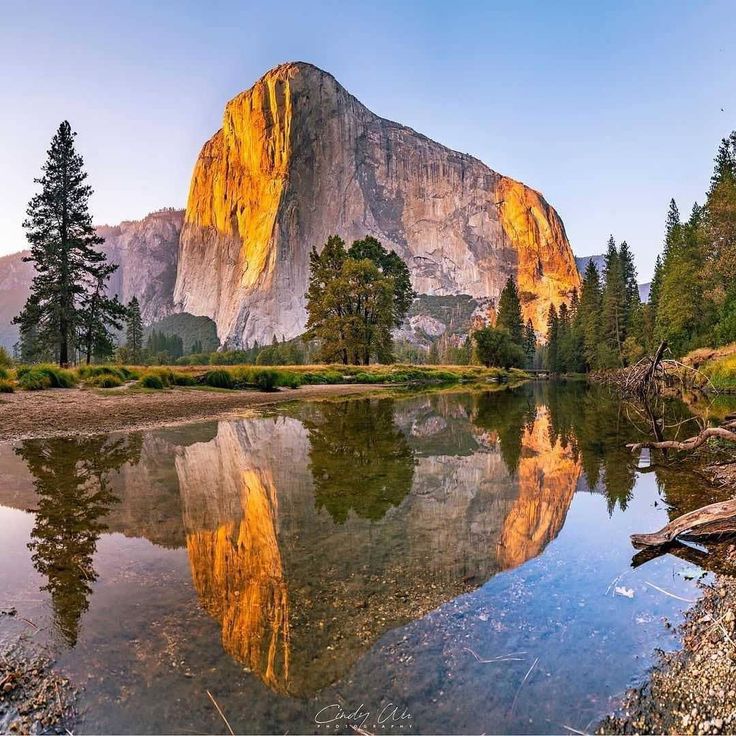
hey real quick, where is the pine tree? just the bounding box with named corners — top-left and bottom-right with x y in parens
top-left (601, 236), bottom-right (626, 366)
top-left (14, 122), bottom-right (118, 366)
top-left (125, 297), bottom-right (144, 363)
top-left (578, 260), bottom-right (602, 370)
top-left (496, 276), bottom-right (524, 346)
top-left (649, 254), bottom-right (663, 312)
top-left (523, 320), bottom-right (536, 368)
top-left (545, 304), bottom-right (560, 373)
top-left (80, 270), bottom-right (126, 364)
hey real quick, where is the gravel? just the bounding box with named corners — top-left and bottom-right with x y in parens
top-left (599, 568), bottom-right (736, 735)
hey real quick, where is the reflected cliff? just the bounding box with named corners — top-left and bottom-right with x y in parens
top-left (2, 385), bottom-right (675, 698)
top-left (176, 394), bottom-right (582, 696)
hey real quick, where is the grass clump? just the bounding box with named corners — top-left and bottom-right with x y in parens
top-left (0, 367), bottom-right (9, 380)
top-left (139, 373), bottom-right (165, 390)
top-left (16, 364), bottom-right (76, 390)
top-left (19, 369), bottom-right (52, 391)
top-left (703, 354), bottom-right (736, 389)
top-left (77, 364), bottom-right (139, 382)
top-left (90, 374), bottom-right (124, 388)
top-left (0, 378), bottom-right (14, 393)
top-left (203, 369), bottom-right (235, 389)
top-left (137, 367), bottom-right (194, 389)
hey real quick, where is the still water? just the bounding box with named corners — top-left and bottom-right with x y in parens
top-left (0, 383), bottom-right (731, 734)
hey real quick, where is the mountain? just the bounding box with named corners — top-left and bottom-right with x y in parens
top-left (175, 62), bottom-right (580, 347)
top-left (575, 254), bottom-right (606, 275)
top-left (0, 209), bottom-right (183, 349)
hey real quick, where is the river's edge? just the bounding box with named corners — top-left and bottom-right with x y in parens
top-left (0, 383), bottom-right (393, 442)
top-left (598, 573), bottom-right (736, 735)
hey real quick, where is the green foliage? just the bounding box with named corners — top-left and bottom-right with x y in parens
top-left (496, 277), bottom-right (524, 345)
top-left (305, 234), bottom-right (414, 365)
top-left (203, 369), bottom-right (235, 389)
top-left (19, 369), bottom-right (52, 390)
top-left (303, 398), bottom-right (415, 523)
top-left (14, 121), bottom-right (120, 366)
top-left (144, 312), bottom-right (219, 356)
top-left (139, 373), bottom-right (165, 390)
top-left (0, 378), bottom-right (15, 393)
top-left (125, 297), bottom-right (144, 363)
top-left (474, 327), bottom-right (526, 369)
top-left (0, 366), bottom-right (9, 380)
top-left (0, 346), bottom-right (13, 368)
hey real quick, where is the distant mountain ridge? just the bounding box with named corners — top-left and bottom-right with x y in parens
top-left (575, 254), bottom-right (650, 303)
top-left (0, 209), bottom-right (183, 349)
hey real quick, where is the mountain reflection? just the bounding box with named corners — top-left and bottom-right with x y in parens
top-left (15, 435), bottom-right (142, 645)
top-left (176, 392), bottom-right (582, 695)
top-left (1, 384), bottom-right (668, 693)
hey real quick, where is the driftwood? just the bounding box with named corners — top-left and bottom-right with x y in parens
top-left (591, 340), bottom-right (715, 398)
top-left (627, 425), bottom-right (736, 453)
top-left (630, 498), bottom-right (736, 548)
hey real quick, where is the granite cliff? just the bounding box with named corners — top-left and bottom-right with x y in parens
top-left (175, 62), bottom-right (580, 347)
top-left (0, 209), bottom-right (183, 348)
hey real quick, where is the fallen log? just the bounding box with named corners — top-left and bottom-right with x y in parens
top-left (627, 425), bottom-right (736, 453)
top-left (631, 498), bottom-right (736, 548)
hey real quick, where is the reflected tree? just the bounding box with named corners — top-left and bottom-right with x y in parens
top-left (471, 389), bottom-right (537, 475)
top-left (16, 434), bottom-right (142, 645)
top-left (304, 399), bottom-right (415, 523)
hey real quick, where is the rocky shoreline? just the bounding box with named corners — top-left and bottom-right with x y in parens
top-left (600, 558), bottom-right (736, 735)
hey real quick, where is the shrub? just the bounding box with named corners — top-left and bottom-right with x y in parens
top-left (91, 374), bottom-right (123, 388)
top-left (0, 347), bottom-right (12, 368)
top-left (203, 369), bottom-right (235, 389)
top-left (139, 373), bottom-right (165, 390)
top-left (249, 369), bottom-right (277, 391)
top-left (24, 364), bottom-right (76, 388)
top-left (0, 367), bottom-right (9, 380)
top-left (0, 378), bottom-right (14, 393)
top-left (19, 369), bottom-right (52, 391)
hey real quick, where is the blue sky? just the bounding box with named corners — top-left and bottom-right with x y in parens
top-left (2, 1), bottom-right (734, 279)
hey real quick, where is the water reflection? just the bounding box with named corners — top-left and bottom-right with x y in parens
top-left (304, 398), bottom-right (416, 523)
top-left (2, 383), bottom-right (726, 705)
top-left (15, 435), bottom-right (141, 645)
top-left (171, 393), bottom-right (583, 695)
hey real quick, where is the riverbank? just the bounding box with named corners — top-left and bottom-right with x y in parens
top-left (599, 573), bottom-right (736, 735)
top-left (0, 383), bottom-right (392, 441)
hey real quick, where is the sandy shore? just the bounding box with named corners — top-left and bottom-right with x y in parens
top-left (0, 384), bottom-right (386, 442)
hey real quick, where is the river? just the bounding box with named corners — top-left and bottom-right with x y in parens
top-left (0, 382), bottom-right (731, 734)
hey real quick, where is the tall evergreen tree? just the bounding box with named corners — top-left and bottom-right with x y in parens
top-left (649, 254), bottom-right (663, 313)
top-left (601, 236), bottom-right (627, 366)
top-left (545, 304), bottom-right (560, 373)
top-left (496, 276), bottom-right (524, 345)
top-left (125, 297), bottom-right (144, 363)
top-left (523, 319), bottom-right (537, 368)
top-left (578, 260), bottom-right (602, 370)
top-left (14, 122), bottom-right (118, 366)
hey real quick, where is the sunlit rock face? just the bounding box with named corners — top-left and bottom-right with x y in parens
top-left (176, 62), bottom-right (580, 347)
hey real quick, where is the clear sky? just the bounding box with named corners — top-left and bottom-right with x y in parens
top-left (2, 0), bottom-right (735, 279)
